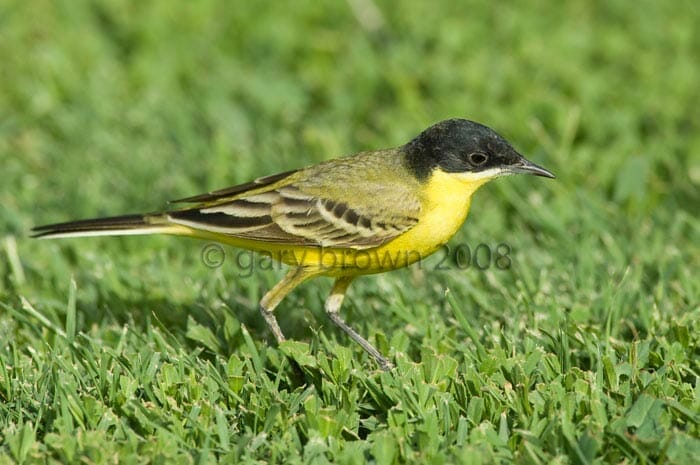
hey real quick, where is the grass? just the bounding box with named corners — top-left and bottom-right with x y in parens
top-left (1, 0), bottom-right (698, 463)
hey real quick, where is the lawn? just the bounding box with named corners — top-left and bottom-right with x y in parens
top-left (1, 0), bottom-right (698, 463)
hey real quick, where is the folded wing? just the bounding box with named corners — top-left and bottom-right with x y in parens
top-left (168, 184), bottom-right (420, 249)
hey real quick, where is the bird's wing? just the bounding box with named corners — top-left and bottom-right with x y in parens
top-left (166, 165), bottom-right (421, 249)
top-left (170, 169), bottom-right (299, 203)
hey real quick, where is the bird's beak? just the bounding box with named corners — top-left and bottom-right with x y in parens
top-left (507, 156), bottom-right (555, 178)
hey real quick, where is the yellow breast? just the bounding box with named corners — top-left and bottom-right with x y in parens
top-left (368, 169), bottom-right (489, 267)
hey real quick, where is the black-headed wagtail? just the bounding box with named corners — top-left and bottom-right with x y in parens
top-left (33, 119), bottom-right (554, 370)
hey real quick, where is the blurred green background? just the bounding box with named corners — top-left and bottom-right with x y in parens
top-left (1, 0), bottom-right (698, 463)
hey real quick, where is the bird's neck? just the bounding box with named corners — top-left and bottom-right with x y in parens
top-left (423, 168), bottom-right (491, 211)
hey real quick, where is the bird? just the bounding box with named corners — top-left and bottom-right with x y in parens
top-left (33, 118), bottom-right (554, 370)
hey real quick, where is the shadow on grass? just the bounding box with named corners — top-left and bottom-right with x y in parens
top-left (71, 287), bottom-right (319, 358)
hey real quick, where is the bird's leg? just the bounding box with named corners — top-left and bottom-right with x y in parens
top-left (325, 277), bottom-right (393, 371)
top-left (259, 267), bottom-right (313, 343)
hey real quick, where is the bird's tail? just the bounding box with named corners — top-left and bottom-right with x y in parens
top-left (32, 213), bottom-right (177, 239)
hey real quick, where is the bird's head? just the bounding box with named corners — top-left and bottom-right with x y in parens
top-left (403, 118), bottom-right (555, 183)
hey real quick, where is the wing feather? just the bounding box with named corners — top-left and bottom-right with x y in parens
top-left (171, 170), bottom-right (298, 203)
top-left (167, 151), bottom-right (422, 249)
top-left (167, 183), bottom-right (419, 249)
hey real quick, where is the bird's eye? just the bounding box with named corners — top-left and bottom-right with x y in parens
top-left (468, 152), bottom-right (489, 166)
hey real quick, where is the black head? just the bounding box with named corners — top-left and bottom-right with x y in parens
top-left (403, 119), bottom-right (554, 181)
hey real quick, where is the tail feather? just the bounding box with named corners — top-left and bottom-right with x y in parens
top-left (32, 213), bottom-right (171, 239)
